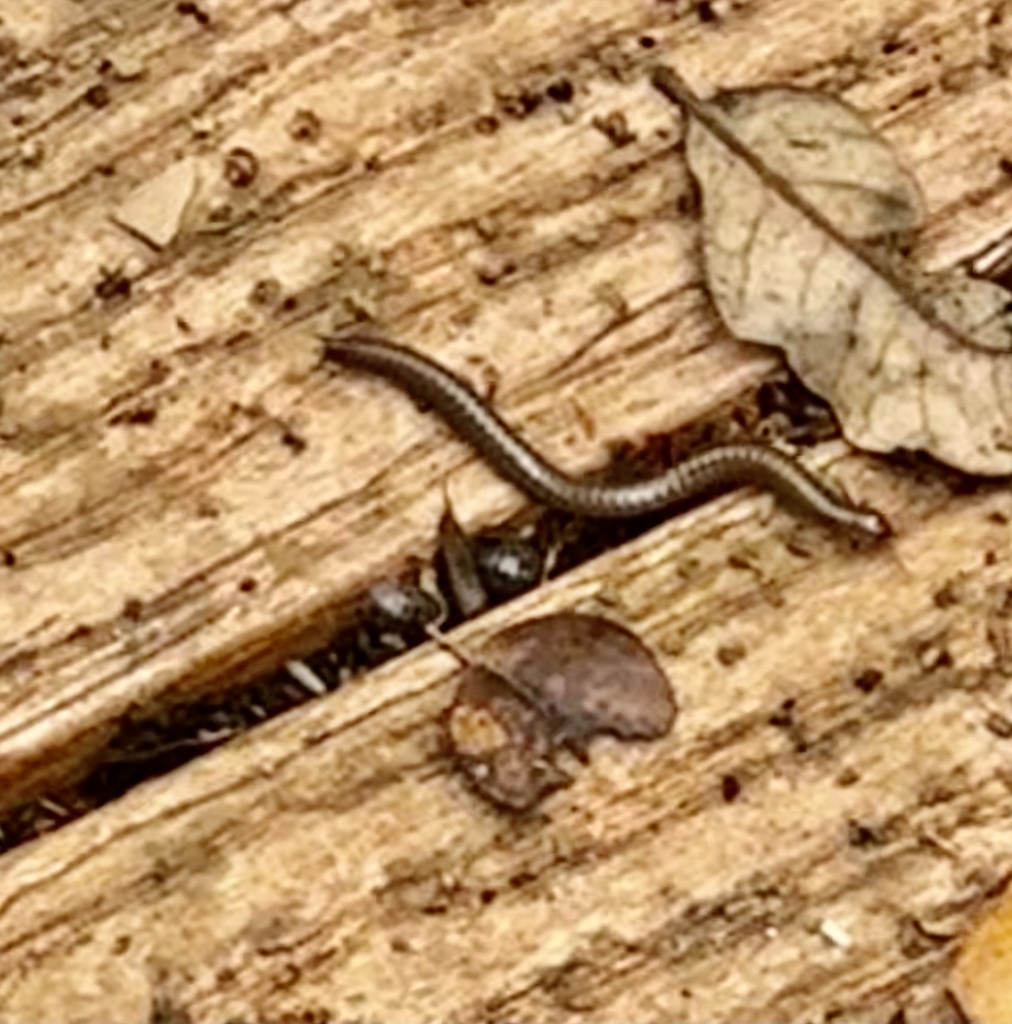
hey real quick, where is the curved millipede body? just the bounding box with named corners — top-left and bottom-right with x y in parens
top-left (321, 334), bottom-right (891, 540)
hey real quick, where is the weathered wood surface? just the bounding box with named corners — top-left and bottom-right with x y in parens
top-left (2, 0), bottom-right (1012, 806)
top-left (0, 463), bottom-right (1009, 1023)
top-left (0, 0), bottom-right (1011, 1020)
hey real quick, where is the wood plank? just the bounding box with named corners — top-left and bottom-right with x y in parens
top-left (0, 457), bottom-right (1008, 1022)
top-left (2, 0), bottom-right (1012, 810)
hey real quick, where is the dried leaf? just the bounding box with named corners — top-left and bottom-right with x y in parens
top-left (481, 613), bottom-right (676, 751)
top-left (950, 878), bottom-right (1012, 1022)
top-left (437, 503), bottom-right (488, 618)
top-left (445, 666), bottom-right (571, 812)
top-left (444, 613), bottom-right (675, 811)
top-left (690, 87), bottom-right (924, 243)
top-left (662, 67), bottom-right (1012, 475)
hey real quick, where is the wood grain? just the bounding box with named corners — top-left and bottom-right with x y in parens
top-left (2, 0), bottom-right (1012, 806)
top-left (0, 0), bottom-right (1011, 1018)
top-left (0, 455), bottom-right (1008, 1022)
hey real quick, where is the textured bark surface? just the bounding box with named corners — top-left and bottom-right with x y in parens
top-left (0, 1), bottom-right (1011, 1021)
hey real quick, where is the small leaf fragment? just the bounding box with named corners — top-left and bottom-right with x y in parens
top-left (445, 666), bottom-right (571, 812)
top-left (444, 613), bottom-right (676, 812)
top-left (950, 878), bottom-right (1012, 1023)
top-left (483, 613), bottom-right (677, 749)
top-left (437, 503), bottom-right (488, 618)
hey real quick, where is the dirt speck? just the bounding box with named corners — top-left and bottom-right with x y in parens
top-left (716, 641), bottom-right (746, 666)
top-left (249, 278), bottom-right (283, 308)
top-left (289, 109), bottom-right (322, 142)
top-left (83, 83), bottom-right (111, 109)
top-left (985, 712), bottom-right (1012, 738)
top-left (496, 87), bottom-right (542, 119)
top-left (224, 147), bottom-right (258, 188)
top-left (95, 266), bottom-right (132, 303)
top-left (591, 111), bottom-right (636, 147)
top-left (853, 668), bottom-right (884, 693)
top-left (176, 2), bottom-right (211, 26)
top-left (546, 79), bottom-right (574, 103)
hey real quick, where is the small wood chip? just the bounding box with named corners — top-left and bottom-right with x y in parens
top-left (819, 917), bottom-right (854, 949)
top-left (285, 660), bottom-right (328, 697)
top-left (111, 158), bottom-right (197, 248)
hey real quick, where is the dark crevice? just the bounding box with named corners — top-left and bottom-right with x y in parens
top-left (36, 347), bottom-right (1002, 862)
top-left (0, 370), bottom-right (854, 857)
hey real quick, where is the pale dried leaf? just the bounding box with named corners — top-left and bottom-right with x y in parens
top-left (684, 82), bottom-right (1012, 474)
top-left (694, 88), bottom-right (924, 242)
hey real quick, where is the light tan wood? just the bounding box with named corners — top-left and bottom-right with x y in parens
top-left (0, 459), bottom-right (1009, 1022)
top-left (1, 0), bottom-right (1012, 1019)
top-left (2, 0), bottom-right (1012, 806)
